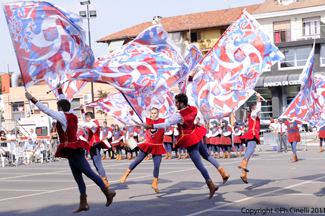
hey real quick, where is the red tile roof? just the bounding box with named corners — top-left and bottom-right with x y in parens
top-left (253, 0), bottom-right (325, 14)
top-left (97, 4), bottom-right (261, 43)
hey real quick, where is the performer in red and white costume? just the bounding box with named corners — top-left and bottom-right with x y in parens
top-left (142, 92), bottom-right (230, 199)
top-left (80, 106), bottom-right (111, 187)
top-left (126, 125), bottom-right (139, 160)
top-left (163, 126), bottom-right (174, 160)
top-left (209, 121), bottom-right (219, 158)
top-left (120, 108), bottom-right (166, 194)
top-left (220, 120), bottom-right (232, 159)
top-left (111, 125), bottom-right (125, 160)
top-left (284, 119), bottom-right (301, 163)
top-left (101, 121), bottom-right (113, 160)
top-left (233, 122), bottom-right (243, 157)
top-left (25, 84), bottom-right (115, 213)
top-left (239, 92), bottom-right (263, 184)
top-left (317, 125), bottom-right (325, 153)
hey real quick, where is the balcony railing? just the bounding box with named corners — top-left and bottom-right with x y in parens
top-left (190, 38), bottom-right (219, 52)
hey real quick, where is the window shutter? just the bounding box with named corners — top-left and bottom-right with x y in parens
top-left (274, 20), bottom-right (291, 30)
top-left (197, 31), bottom-right (201, 40)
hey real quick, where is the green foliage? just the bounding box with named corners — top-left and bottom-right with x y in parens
top-left (96, 89), bottom-right (109, 119)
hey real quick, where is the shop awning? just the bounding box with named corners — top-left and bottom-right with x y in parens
top-left (107, 40), bottom-right (125, 52)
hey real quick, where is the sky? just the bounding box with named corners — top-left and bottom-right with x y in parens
top-left (0, 0), bottom-right (265, 75)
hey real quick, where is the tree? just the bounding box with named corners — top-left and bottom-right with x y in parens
top-left (96, 89), bottom-right (109, 120)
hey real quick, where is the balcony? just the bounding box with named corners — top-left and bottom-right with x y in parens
top-left (190, 38), bottom-right (219, 52)
top-left (272, 25), bottom-right (325, 44)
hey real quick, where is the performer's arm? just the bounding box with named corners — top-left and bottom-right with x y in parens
top-left (80, 120), bottom-right (98, 133)
top-left (57, 84), bottom-right (75, 114)
top-left (211, 130), bottom-right (220, 137)
top-left (152, 113), bottom-right (183, 130)
top-left (164, 129), bottom-right (173, 135)
top-left (79, 135), bottom-right (88, 142)
top-left (80, 106), bottom-right (87, 123)
top-left (223, 127), bottom-right (232, 136)
top-left (251, 93), bottom-right (261, 120)
top-left (106, 131), bottom-right (112, 139)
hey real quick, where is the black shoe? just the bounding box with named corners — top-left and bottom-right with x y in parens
top-left (277, 150), bottom-right (282, 153)
top-left (284, 150), bottom-right (288, 153)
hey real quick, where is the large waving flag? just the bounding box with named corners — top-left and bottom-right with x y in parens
top-left (3, 1), bottom-right (94, 88)
top-left (46, 74), bottom-right (87, 102)
top-left (72, 24), bottom-right (189, 119)
top-left (280, 44), bottom-right (321, 125)
top-left (191, 10), bottom-right (284, 120)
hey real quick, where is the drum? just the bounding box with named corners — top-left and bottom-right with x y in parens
top-left (102, 138), bottom-right (112, 148)
top-left (126, 137), bottom-right (138, 150)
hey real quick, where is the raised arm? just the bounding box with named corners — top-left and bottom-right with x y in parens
top-left (251, 92), bottom-right (261, 120)
top-left (152, 113), bottom-right (183, 130)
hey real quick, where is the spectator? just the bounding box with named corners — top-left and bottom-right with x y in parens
top-left (6, 129), bottom-right (17, 161)
top-left (16, 133), bottom-right (26, 164)
top-left (29, 128), bottom-right (37, 141)
top-left (275, 118), bottom-right (288, 153)
top-left (0, 130), bottom-right (14, 162)
top-left (50, 127), bottom-right (59, 148)
top-left (24, 137), bottom-right (36, 163)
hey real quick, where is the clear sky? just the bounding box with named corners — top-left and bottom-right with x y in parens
top-left (0, 0), bottom-right (265, 75)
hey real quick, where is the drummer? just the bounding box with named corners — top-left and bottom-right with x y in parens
top-left (126, 124), bottom-right (139, 160)
top-left (120, 108), bottom-right (166, 194)
top-left (111, 125), bottom-right (125, 160)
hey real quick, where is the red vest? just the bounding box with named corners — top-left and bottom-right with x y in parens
top-left (145, 118), bottom-right (165, 144)
top-left (57, 113), bottom-right (78, 144)
top-left (240, 113), bottom-right (260, 144)
top-left (55, 113), bottom-right (90, 158)
top-left (87, 120), bottom-right (101, 146)
top-left (176, 106), bottom-right (207, 147)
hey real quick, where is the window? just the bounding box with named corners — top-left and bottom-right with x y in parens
top-left (285, 86), bottom-right (300, 107)
top-left (280, 46), bottom-right (312, 68)
top-left (244, 88), bottom-right (272, 119)
top-left (274, 20), bottom-right (291, 43)
top-left (71, 99), bottom-right (81, 118)
top-left (36, 127), bottom-right (48, 136)
top-left (12, 101), bottom-right (24, 121)
top-left (303, 17), bottom-right (320, 36)
top-left (321, 45), bottom-right (325, 66)
top-left (190, 31), bottom-right (200, 43)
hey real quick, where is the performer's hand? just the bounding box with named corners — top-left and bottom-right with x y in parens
top-left (190, 69), bottom-right (195, 77)
top-left (57, 82), bottom-right (62, 90)
top-left (80, 104), bottom-right (84, 109)
top-left (25, 92), bottom-right (33, 100)
top-left (255, 92), bottom-right (261, 98)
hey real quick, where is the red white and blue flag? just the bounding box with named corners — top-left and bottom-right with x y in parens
top-left (191, 10), bottom-right (284, 120)
top-left (3, 1), bottom-right (94, 88)
top-left (178, 43), bottom-right (203, 93)
top-left (152, 91), bottom-right (176, 119)
top-left (72, 24), bottom-right (188, 119)
top-left (280, 43), bottom-right (322, 125)
top-left (85, 92), bottom-right (136, 125)
top-left (46, 74), bottom-right (87, 102)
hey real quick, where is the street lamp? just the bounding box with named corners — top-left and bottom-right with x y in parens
top-left (79, 1), bottom-right (96, 115)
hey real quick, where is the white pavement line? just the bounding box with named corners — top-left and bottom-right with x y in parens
top-left (0, 169), bottom-right (71, 180)
top-left (0, 189), bottom-right (50, 192)
top-left (186, 175), bottom-right (325, 216)
top-left (0, 153), bottom-right (285, 202)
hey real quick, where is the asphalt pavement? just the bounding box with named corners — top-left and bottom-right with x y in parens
top-left (0, 145), bottom-right (324, 216)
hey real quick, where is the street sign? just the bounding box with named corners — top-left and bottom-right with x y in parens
top-left (18, 107), bottom-right (24, 113)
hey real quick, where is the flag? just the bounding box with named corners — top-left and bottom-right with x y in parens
top-left (72, 24), bottom-right (189, 119)
top-left (46, 74), bottom-right (87, 102)
top-left (85, 93), bottom-right (137, 125)
top-left (178, 43), bottom-right (204, 93)
top-left (191, 10), bottom-right (284, 120)
top-left (152, 91), bottom-right (176, 119)
top-left (280, 44), bottom-right (321, 125)
top-left (3, 1), bottom-right (94, 89)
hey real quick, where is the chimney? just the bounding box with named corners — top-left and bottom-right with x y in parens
top-left (1, 74), bottom-right (10, 93)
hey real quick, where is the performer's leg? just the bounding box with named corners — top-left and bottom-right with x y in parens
top-left (227, 146), bottom-right (231, 159)
top-left (121, 150), bottom-right (147, 183)
top-left (319, 138), bottom-right (323, 153)
top-left (291, 141), bottom-right (298, 163)
top-left (90, 145), bottom-right (107, 178)
top-left (151, 155), bottom-right (162, 193)
top-left (69, 149), bottom-right (106, 188)
top-left (187, 142), bottom-right (219, 199)
top-left (177, 147), bottom-right (182, 159)
top-left (238, 140), bottom-right (256, 172)
top-left (164, 143), bottom-right (168, 159)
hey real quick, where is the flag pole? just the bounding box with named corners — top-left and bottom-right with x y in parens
top-left (121, 92), bottom-right (143, 123)
top-left (24, 86), bottom-right (33, 115)
top-left (46, 80), bottom-right (69, 94)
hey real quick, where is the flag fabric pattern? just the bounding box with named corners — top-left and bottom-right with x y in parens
top-left (280, 44), bottom-right (321, 125)
top-left (85, 93), bottom-right (136, 125)
top-left (72, 24), bottom-right (188, 119)
top-left (46, 74), bottom-right (87, 101)
top-left (191, 10), bottom-right (284, 120)
top-left (179, 43), bottom-right (203, 93)
top-left (152, 91), bottom-right (176, 119)
top-left (3, 1), bottom-right (94, 88)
